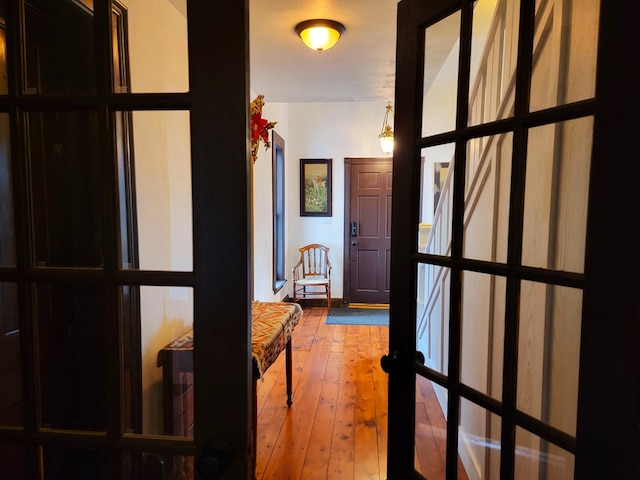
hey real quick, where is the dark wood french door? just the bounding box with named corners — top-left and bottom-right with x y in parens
top-left (385, 0), bottom-right (639, 479)
top-left (0, 0), bottom-right (253, 478)
top-left (344, 157), bottom-right (392, 305)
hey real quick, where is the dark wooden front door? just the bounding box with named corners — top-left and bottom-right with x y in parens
top-left (345, 157), bottom-right (392, 305)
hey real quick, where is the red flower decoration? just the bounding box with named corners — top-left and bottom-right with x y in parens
top-left (250, 95), bottom-right (277, 163)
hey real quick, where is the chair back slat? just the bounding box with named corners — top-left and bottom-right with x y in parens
top-left (299, 244), bottom-right (330, 278)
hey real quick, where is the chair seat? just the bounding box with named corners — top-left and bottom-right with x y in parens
top-left (295, 277), bottom-right (329, 286)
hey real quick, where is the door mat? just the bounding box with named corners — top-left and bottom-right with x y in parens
top-left (326, 308), bottom-right (389, 326)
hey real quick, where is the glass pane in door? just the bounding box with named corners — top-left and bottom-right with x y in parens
top-left (460, 272), bottom-right (505, 399)
top-left (416, 266), bottom-right (450, 376)
top-left (517, 281), bottom-right (582, 436)
top-left (36, 283), bottom-right (106, 431)
top-left (419, 144), bottom-right (455, 258)
top-left (422, 11), bottom-right (460, 137)
top-left (27, 111), bottom-right (103, 268)
top-left (23, 0), bottom-right (96, 95)
top-left (529, 0), bottom-right (599, 112)
top-left (414, 376), bottom-right (473, 479)
top-left (515, 427), bottom-right (575, 480)
top-left (0, 282), bottom-right (21, 427)
top-left (42, 447), bottom-right (106, 480)
top-left (0, 113), bottom-right (15, 266)
top-left (415, 375), bottom-right (448, 479)
top-left (0, 442), bottom-right (24, 478)
top-left (123, 451), bottom-right (195, 480)
top-left (121, 0), bottom-right (189, 94)
top-left (522, 117), bottom-right (593, 274)
top-left (459, 398), bottom-right (500, 480)
top-left (120, 110), bottom-right (193, 272)
top-left (0, 9), bottom-right (7, 95)
top-left (468, 0), bottom-right (520, 126)
top-left (123, 285), bottom-right (194, 437)
top-left (0, 9), bottom-right (12, 266)
top-left (463, 132), bottom-right (512, 264)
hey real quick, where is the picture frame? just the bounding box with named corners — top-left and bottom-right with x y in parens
top-left (300, 159), bottom-right (332, 217)
top-left (433, 161), bottom-right (450, 213)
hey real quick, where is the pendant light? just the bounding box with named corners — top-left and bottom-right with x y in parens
top-left (379, 101), bottom-right (394, 154)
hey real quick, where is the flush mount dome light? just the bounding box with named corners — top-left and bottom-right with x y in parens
top-left (295, 19), bottom-right (345, 52)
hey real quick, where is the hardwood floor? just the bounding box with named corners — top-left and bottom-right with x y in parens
top-left (255, 306), bottom-right (388, 479)
top-left (255, 306), bottom-right (467, 480)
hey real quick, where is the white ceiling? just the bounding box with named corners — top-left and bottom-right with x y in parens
top-left (249, 0), bottom-right (398, 103)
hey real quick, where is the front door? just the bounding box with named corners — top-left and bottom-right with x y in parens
top-left (386, 0), bottom-right (638, 479)
top-left (0, 1), bottom-right (253, 478)
top-left (345, 157), bottom-right (392, 305)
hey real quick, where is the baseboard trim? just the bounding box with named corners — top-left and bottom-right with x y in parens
top-left (293, 298), bottom-right (344, 308)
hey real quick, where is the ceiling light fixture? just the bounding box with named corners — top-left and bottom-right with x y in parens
top-left (295, 19), bottom-right (345, 52)
top-left (379, 101), bottom-right (394, 154)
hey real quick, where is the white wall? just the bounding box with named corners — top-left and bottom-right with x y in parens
top-left (252, 101), bottom-right (393, 302)
top-left (125, 0), bottom-right (192, 434)
top-left (251, 101), bottom-right (289, 301)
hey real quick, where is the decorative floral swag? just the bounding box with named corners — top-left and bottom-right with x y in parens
top-left (250, 94), bottom-right (277, 163)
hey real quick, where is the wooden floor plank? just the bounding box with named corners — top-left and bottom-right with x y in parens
top-left (255, 349), bottom-right (309, 479)
top-left (259, 320), bottom-right (332, 479)
top-left (326, 329), bottom-right (357, 480)
top-left (370, 325), bottom-right (389, 476)
top-left (354, 326), bottom-right (382, 480)
top-left (299, 347), bottom-right (342, 479)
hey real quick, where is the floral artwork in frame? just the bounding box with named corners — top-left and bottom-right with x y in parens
top-left (300, 159), bottom-right (332, 217)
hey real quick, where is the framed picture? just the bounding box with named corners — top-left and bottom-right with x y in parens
top-left (300, 159), bottom-right (332, 216)
top-left (433, 161), bottom-right (450, 213)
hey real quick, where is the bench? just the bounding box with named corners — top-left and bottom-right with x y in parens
top-left (155, 301), bottom-right (303, 476)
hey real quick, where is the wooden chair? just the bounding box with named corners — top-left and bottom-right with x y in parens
top-left (292, 244), bottom-right (332, 309)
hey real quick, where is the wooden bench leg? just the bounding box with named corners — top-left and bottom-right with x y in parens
top-left (286, 339), bottom-right (293, 407)
top-left (253, 338), bottom-right (293, 478)
top-left (252, 377), bottom-right (257, 479)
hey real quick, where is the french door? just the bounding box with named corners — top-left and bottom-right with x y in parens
top-left (0, 0), bottom-right (253, 478)
top-left (386, 0), bottom-right (639, 479)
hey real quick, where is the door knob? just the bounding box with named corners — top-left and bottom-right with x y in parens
top-left (197, 440), bottom-right (233, 479)
top-left (380, 351), bottom-right (402, 373)
top-left (381, 350), bottom-right (425, 373)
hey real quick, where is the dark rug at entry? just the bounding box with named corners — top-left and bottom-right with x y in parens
top-left (325, 308), bottom-right (389, 326)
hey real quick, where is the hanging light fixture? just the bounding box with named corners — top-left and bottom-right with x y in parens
top-left (295, 19), bottom-right (345, 52)
top-left (379, 101), bottom-right (394, 154)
